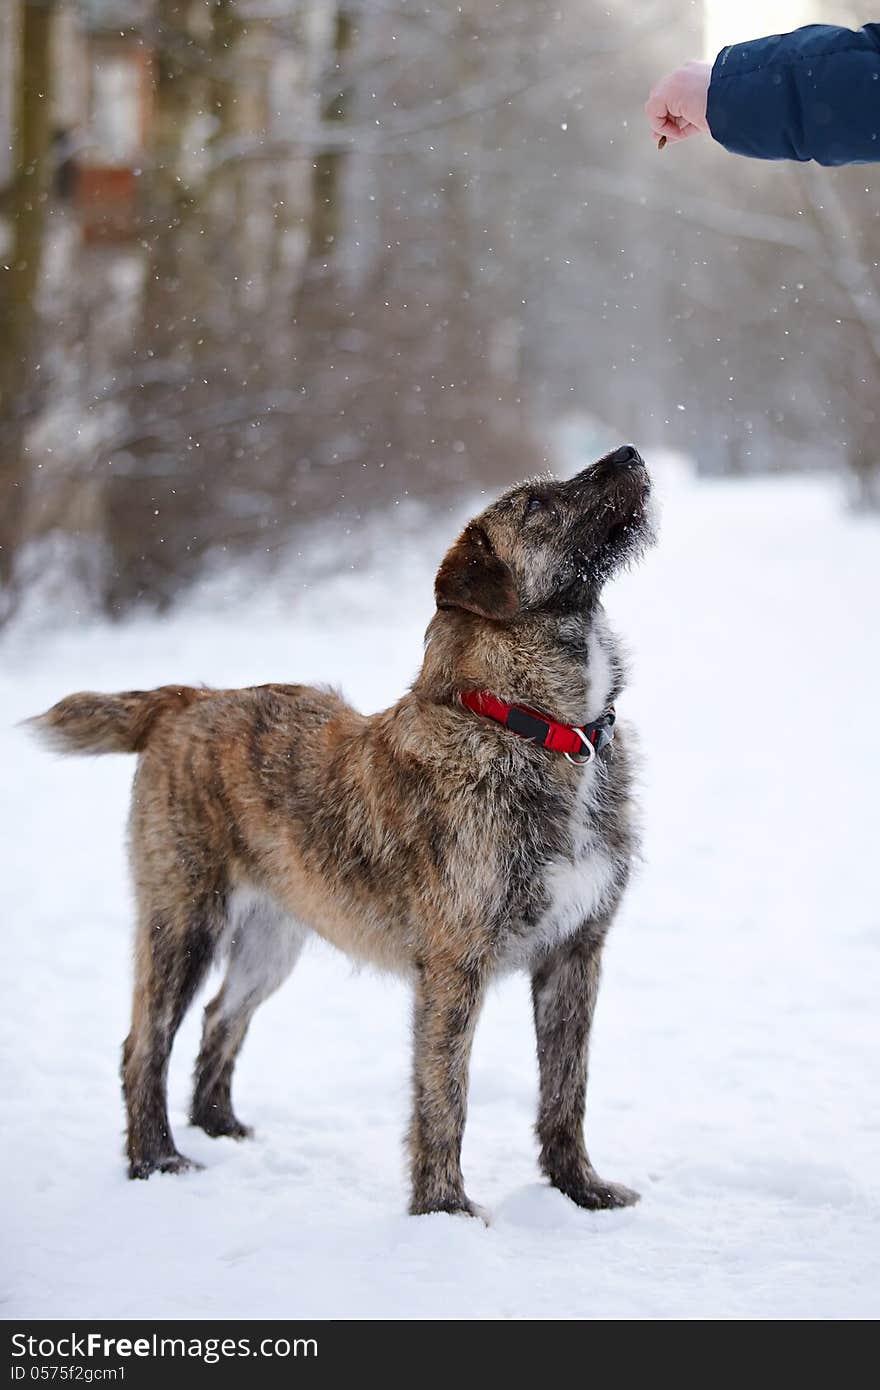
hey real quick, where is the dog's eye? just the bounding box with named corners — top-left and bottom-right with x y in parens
top-left (525, 495), bottom-right (557, 524)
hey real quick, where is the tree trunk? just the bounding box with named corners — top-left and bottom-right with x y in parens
top-left (0, 0), bottom-right (55, 598)
top-left (308, 6), bottom-right (353, 264)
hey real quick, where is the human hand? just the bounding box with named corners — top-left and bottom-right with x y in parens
top-left (645, 60), bottom-right (711, 148)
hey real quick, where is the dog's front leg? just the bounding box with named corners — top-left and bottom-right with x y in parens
top-left (408, 953), bottom-right (486, 1217)
top-left (532, 927), bottom-right (639, 1210)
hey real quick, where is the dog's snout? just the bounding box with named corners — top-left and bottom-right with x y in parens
top-left (609, 445), bottom-right (643, 468)
top-left (569, 444), bottom-right (648, 491)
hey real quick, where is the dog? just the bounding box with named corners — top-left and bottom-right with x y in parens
top-left (30, 445), bottom-right (654, 1217)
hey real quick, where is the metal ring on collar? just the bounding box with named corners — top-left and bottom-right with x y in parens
top-left (563, 728), bottom-right (596, 765)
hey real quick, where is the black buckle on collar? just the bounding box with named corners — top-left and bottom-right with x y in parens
top-left (589, 707), bottom-right (616, 754)
top-left (567, 708), bottom-right (615, 763)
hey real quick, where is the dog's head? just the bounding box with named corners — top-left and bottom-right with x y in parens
top-left (435, 446), bottom-right (653, 621)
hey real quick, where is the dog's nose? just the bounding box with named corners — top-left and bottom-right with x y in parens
top-left (609, 445), bottom-right (643, 468)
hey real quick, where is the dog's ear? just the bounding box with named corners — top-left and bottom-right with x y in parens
top-left (435, 525), bottom-right (519, 621)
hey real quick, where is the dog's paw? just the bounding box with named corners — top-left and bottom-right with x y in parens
top-left (554, 1170), bottom-right (640, 1211)
top-left (410, 1193), bottom-right (489, 1223)
top-left (219, 1119), bottom-right (253, 1141)
top-left (159, 1152), bottom-right (204, 1176)
top-left (191, 1109), bottom-right (253, 1141)
top-left (459, 1199), bottom-right (492, 1226)
top-left (128, 1151), bottom-right (203, 1180)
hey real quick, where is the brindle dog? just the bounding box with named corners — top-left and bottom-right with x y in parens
top-left (30, 445), bottom-right (654, 1217)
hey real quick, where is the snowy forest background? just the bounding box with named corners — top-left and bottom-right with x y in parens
top-left (1, 0), bottom-right (879, 625)
top-left (5, 4), bottom-right (880, 1319)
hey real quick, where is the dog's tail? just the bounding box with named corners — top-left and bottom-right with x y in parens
top-left (25, 686), bottom-right (212, 756)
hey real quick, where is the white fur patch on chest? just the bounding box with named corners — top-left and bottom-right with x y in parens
top-left (585, 625), bottom-right (614, 721)
top-left (500, 769), bottom-right (620, 972)
top-left (531, 774), bottom-right (617, 958)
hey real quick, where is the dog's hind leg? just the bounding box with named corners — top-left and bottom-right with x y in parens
top-left (122, 898), bottom-right (220, 1179)
top-left (191, 887), bottom-right (305, 1139)
top-left (531, 924), bottom-right (639, 1210)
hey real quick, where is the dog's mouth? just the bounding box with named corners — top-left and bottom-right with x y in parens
top-left (569, 467), bottom-right (653, 584)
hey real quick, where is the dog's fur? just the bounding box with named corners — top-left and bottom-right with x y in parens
top-left (30, 446), bottom-right (654, 1216)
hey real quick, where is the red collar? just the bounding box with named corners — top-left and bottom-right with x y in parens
top-left (459, 689), bottom-right (616, 764)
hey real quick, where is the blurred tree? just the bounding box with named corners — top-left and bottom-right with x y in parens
top-left (1, 0), bottom-right (878, 627)
top-left (309, 3), bottom-right (351, 262)
top-left (797, 165), bottom-right (880, 510)
top-left (0, 0), bottom-right (56, 609)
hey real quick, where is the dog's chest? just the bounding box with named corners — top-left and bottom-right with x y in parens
top-left (518, 774), bottom-right (620, 965)
top-left (498, 621), bottom-right (628, 968)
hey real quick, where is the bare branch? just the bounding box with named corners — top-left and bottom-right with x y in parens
top-left (578, 165), bottom-right (823, 256)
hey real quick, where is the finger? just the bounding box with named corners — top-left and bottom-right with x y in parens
top-left (663, 120), bottom-right (701, 143)
top-left (646, 109), bottom-right (678, 140)
top-left (649, 114), bottom-right (684, 145)
top-left (658, 123), bottom-right (700, 145)
top-left (645, 88), bottom-right (671, 119)
top-left (644, 91), bottom-right (672, 133)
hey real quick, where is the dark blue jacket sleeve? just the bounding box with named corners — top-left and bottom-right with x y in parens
top-left (707, 23), bottom-right (880, 164)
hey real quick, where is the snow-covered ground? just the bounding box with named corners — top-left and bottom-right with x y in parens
top-left (2, 466), bottom-right (880, 1320)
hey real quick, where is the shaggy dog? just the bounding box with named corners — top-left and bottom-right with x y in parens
top-left (31, 445), bottom-right (654, 1217)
